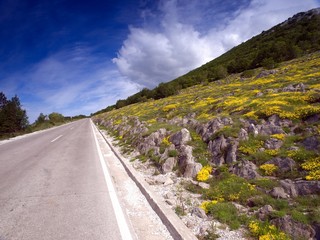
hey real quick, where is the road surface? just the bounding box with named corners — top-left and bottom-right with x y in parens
top-left (0, 119), bottom-right (132, 240)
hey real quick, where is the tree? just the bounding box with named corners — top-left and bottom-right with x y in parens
top-left (36, 113), bottom-right (47, 124)
top-left (48, 112), bottom-right (64, 123)
top-left (0, 93), bottom-right (29, 135)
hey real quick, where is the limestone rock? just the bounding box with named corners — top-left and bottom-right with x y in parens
top-left (162, 157), bottom-right (176, 173)
top-left (271, 215), bottom-right (316, 239)
top-left (302, 136), bottom-right (319, 151)
top-left (208, 135), bottom-right (227, 166)
top-left (238, 128), bottom-right (249, 140)
top-left (266, 157), bottom-right (296, 173)
top-left (170, 128), bottom-right (192, 146)
top-left (191, 207), bottom-right (207, 219)
top-left (184, 162), bottom-right (202, 178)
top-left (264, 138), bottom-right (283, 150)
top-left (295, 180), bottom-right (320, 195)
top-left (279, 179), bottom-right (298, 197)
top-left (257, 205), bottom-right (274, 221)
top-left (230, 160), bottom-right (261, 179)
top-left (269, 187), bottom-right (288, 199)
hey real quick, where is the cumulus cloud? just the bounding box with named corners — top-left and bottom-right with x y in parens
top-left (113, 0), bottom-right (319, 88)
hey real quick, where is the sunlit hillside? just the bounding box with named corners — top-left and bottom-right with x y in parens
top-left (93, 52), bottom-right (320, 239)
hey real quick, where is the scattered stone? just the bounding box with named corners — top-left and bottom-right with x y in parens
top-left (238, 128), bottom-right (249, 141)
top-left (191, 207), bottom-right (207, 219)
top-left (271, 215), bottom-right (316, 239)
top-left (269, 187), bottom-right (288, 199)
top-left (265, 138), bottom-right (283, 150)
top-left (164, 192), bottom-right (175, 199)
top-left (255, 69), bottom-right (278, 79)
top-left (198, 182), bottom-right (210, 189)
top-left (282, 83), bottom-right (307, 92)
top-left (256, 205), bottom-right (274, 221)
top-left (248, 123), bottom-right (259, 136)
top-left (164, 177), bottom-right (174, 186)
top-left (165, 199), bottom-right (175, 206)
top-left (257, 124), bottom-right (285, 135)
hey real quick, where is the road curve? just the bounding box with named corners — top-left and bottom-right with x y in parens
top-left (0, 119), bottom-right (129, 240)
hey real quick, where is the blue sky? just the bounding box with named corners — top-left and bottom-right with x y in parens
top-left (0, 0), bottom-right (319, 123)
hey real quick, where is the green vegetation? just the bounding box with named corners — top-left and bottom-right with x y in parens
top-left (0, 91), bottom-right (87, 139)
top-left (0, 92), bottom-right (29, 138)
top-left (92, 10), bottom-right (320, 115)
top-left (93, 11), bottom-right (320, 239)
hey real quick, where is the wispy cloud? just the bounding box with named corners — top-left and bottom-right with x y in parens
top-left (1, 47), bottom-right (140, 122)
top-left (113, 0), bottom-right (320, 88)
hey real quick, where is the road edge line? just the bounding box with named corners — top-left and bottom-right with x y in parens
top-left (93, 122), bottom-right (198, 240)
top-left (90, 121), bottom-right (133, 240)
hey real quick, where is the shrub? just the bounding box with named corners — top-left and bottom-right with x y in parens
top-left (248, 220), bottom-right (289, 240)
top-left (206, 202), bottom-right (243, 230)
top-left (168, 149), bottom-right (178, 157)
top-left (203, 173), bottom-right (257, 204)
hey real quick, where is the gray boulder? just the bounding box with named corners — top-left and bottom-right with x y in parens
top-left (238, 128), bottom-right (249, 140)
top-left (269, 187), bottom-right (288, 199)
top-left (191, 207), bottom-right (207, 219)
top-left (271, 215), bottom-right (316, 239)
top-left (230, 160), bottom-right (261, 179)
top-left (266, 157), bottom-right (296, 173)
top-left (264, 138), bottom-right (283, 150)
top-left (208, 135), bottom-right (227, 166)
top-left (170, 128), bottom-right (191, 146)
top-left (257, 124), bottom-right (285, 135)
top-left (279, 179), bottom-right (298, 197)
top-left (178, 145), bottom-right (201, 178)
top-left (282, 83), bottom-right (306, 92)
top-left (225, 139), bottom-right (239, 164)
top-left (302, 136), bottom-right (319, 152)
top-left (162, 157), bottom-right (176, 173)
top-left (256, 205), bottom-right (274, 221)
top-left (184, 162), bottom-right (202, 178)
top-left (197, 117), bottom-right (233, 142)
top-left (295, 180), bottom-right (320, 195)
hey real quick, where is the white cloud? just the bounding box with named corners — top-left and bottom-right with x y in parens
top-left (113, 0), bottom-right (320, 88)
top-left (2, 48), bottom-right (141, 123)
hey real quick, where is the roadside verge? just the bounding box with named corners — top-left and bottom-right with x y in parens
top-left (92, 122), bottom-right (197, 240)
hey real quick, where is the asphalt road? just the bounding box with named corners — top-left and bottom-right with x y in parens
top-left (0, 119), bottom-right (131, 240)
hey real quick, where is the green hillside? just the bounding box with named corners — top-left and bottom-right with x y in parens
top-left (93, 8), bottom-right (320, 114)
top-left (92, 8), bottom-right (320, 240)
top-left (93, 52), bottom-right (320, 239)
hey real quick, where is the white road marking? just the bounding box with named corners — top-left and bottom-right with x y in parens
top-left (91, 121), bottom-right (133, 240)
top-left (50, 135), bottom-right (63, 143)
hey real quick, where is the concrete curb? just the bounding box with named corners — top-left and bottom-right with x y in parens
top-left (95, 125), bottom-right (197, 240)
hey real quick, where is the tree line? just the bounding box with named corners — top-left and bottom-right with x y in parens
top-left (0, 91), bottom-right (87, 138)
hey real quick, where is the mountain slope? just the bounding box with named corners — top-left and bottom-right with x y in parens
top-left (92, 8), bottom-right (320, 240)
top-left (93, 52), bottom-right (320, 239)
top-left (93, 8), bottom-right (320, 114)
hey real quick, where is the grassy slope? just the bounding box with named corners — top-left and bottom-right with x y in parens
top-left (94, 52), bottom-right (320, 239)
